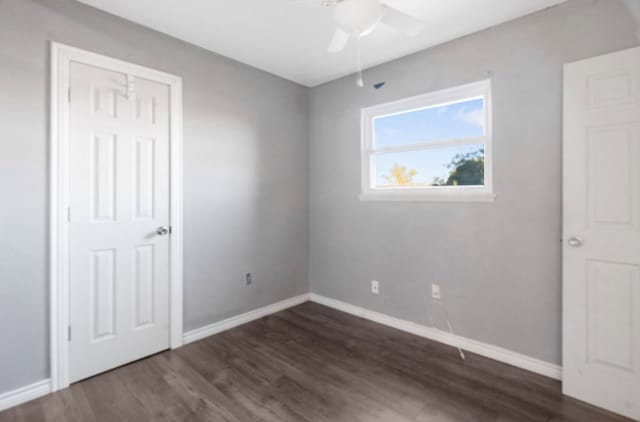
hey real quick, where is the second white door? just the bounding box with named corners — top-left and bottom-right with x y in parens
top-left (68, 61), bottom-right (172, 383)
top-left (563, 46), bottom-right (640, 420)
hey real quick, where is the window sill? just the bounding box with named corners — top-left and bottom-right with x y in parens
top-left (358, 191), bottom-right (496, 203)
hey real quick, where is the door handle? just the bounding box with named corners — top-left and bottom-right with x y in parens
top-left (156, 226), bottom-right (170, 236)
top-left (567, 237), bottom-right (583, 247)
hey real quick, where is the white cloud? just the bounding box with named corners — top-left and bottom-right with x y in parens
top-left (454, 108), bottom-right (484, 128)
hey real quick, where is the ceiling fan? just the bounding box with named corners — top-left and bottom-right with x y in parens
top-left (295, 0), bottom-right (425, 86)
top-left (324, 0), bottom-right (425, 53)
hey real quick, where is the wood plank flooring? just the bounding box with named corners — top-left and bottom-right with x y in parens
top-left (0, 302), bottom-right (631, 421)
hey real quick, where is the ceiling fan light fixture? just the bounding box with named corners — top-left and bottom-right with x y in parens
top-left (333, 0), bottom-right (384, 35)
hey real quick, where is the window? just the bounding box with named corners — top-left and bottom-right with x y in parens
top-left (360, 80), bottom-right (494, 202)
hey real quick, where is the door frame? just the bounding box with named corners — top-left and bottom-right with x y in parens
top-left (49, 42), bottom-right (184, 391)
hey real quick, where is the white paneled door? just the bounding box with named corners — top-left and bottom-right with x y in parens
top-left (563, 46), bottom-right (640, 420)
top-left (68, 62), bottom-right (171, 383)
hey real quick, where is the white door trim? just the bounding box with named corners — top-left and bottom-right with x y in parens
top-left (49, 42), bottom-right (184, 392)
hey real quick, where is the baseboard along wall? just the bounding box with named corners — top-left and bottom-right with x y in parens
top-left (0, 379), bottom-right (51, 412)
top-left (182, 293), bottom-right (310, 344)
top-left (308, 293), bottom-right (561, 380)
top-left (1, 291), bottom-right (562, 412)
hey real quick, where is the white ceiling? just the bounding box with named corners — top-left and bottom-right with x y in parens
top-left (77, 0), bottom-right (567, 87)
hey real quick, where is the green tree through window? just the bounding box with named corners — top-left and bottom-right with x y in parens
top-left (432, 148), bottom-right (484, 186)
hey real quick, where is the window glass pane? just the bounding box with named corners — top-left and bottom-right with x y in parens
top-left (374, 144), bottom-right (485, 188)
top-left (373, 98), bottom-right (484, 149)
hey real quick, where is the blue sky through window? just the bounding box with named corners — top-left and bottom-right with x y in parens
top-left (373, 98), bottom-right (485, 187)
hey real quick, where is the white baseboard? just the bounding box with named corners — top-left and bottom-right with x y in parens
top-left (309, 293), bottom-right (562, 380)
top-left (0, 294), bottom-right (309, 412)
top-left (183, 293), bottom-right (310, 345)
top-left (1, 291), bottom-right (560, 414)
top-left (0, 379), bottom-right (51, 412)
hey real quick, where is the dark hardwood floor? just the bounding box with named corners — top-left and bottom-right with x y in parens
top-left (0, 302), bottom-right (630, 421)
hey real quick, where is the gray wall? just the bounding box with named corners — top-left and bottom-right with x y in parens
top-left (0, 0), bottom-right (309, 393)
top-left (1, 0), bottom-right (638, 398)
top-left (309, 0), bottom-right (640, 365)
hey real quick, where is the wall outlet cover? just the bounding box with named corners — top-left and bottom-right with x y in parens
top-left (371, 280), bottom-right (379, 295)
top-left (432, 283), bottom-right (441, 299)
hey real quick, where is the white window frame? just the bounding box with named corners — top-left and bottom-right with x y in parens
top-left (359, 79), bottom-right (495, 202)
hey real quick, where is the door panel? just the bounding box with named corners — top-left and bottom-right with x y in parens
top-left (563, 46), bottom-right (640, 420)
top-left (68, 62), bottom-right (171, 383)
top-left (586, 260), bottom-right (637, 372)
top-left (90, 84), bottom-right (118, 118)
top-left (588, 125), bottom-right (639, 229)
top-left (90, 248), bottom-right (116, 341)
top-left (587, 69), bottom-right (638, 109)
top-left (134, 137), bottom-right (156, 220)
top-left (134, 244), bottom-right (155, 329)
top-left (92, 132), bottom-right (117, 222)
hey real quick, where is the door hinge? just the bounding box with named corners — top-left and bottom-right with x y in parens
top-left (169, 226), bottom-right (173, 234)
top-left (67, 207), bottom-right (71, 222)
top-left (68, 87), bottom-right (71, 103)
top-left (68, 325), bottom-right (72, 342)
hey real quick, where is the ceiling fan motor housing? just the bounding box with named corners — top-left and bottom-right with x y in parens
top-left (334, 0), bottom-right (384, 36)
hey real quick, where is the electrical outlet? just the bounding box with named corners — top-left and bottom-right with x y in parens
top-left (245, 272), bottom-right (252, 286)
top-left (432, 283), bottom-right (441, 300)
top-left (371, 280), bottom-right (379, 295)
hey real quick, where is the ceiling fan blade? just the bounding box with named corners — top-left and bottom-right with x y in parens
top-left (381, 5), bottom-right (425, 37)
top-left (328, 28), bottom-right (351, 53)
